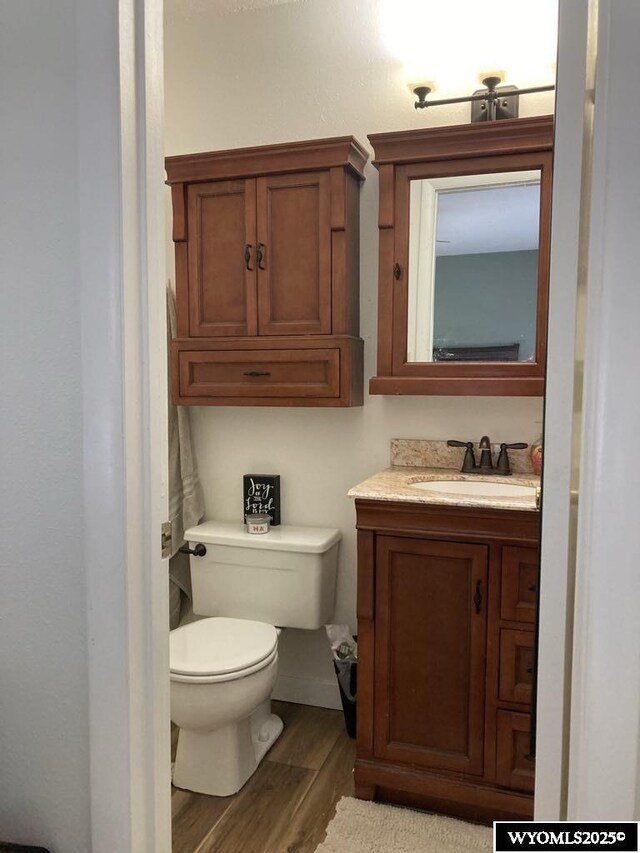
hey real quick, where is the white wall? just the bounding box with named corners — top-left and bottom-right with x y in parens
top-left (1, 2), bottom-right (171, 849)
top-left (164, 0), bottom-right (553, 704)
top-left (0, 3), bottom-right (91, 849)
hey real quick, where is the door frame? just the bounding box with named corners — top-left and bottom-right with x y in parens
top-left (78, 1), bottom-right (171, 850)
top-left (85, 0), bottom-right (640, 844)
top-left (537, 0), bottom-right (640, 822)
top-left (563, 0), bottom-right (640, 820)
top-left (533, 0), bottom-right (594, 820)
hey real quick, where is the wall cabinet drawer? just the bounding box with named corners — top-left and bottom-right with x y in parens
top-left (501, 546), bottom-right (539, 624)
top-left (496, 711), bottom-right (535, 794)
top-left (179, 348), bottom-right (340, 399)
top-left (499, 629), bottom-right (534, 705)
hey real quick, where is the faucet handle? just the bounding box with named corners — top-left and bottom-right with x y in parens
top-left (447, 439), bottom-right (476, 473)
top-left (496, 442), bottom-right (529, 475)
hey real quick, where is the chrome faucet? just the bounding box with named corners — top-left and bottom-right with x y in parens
top-left (447, 437), bottom-right (528, 475)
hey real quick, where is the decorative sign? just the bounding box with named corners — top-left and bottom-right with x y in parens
top-left (243, 474), bottom-right (281, 526)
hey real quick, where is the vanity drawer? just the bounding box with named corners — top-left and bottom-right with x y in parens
top-left (501, 546), bottom-right (539, 624)
top-left (178, 348), bottom-right (340, 399)
top-left (499, 629), bottom-right (534, 705)
top-left (496, 711), bottom-right (535, 794)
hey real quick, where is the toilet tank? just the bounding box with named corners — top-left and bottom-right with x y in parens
top-left (184, 521), bottom-right (341, 630)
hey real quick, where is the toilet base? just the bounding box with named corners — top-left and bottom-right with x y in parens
top-left (172, 700), bottom-right (283, 797)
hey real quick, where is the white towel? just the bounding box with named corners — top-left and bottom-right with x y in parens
top-left (167, 286), bottom-right (204, 620)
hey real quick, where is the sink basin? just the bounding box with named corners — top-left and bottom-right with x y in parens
top-left (410, 480), bottom-right (537, 498)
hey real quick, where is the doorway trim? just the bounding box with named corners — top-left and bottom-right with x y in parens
top-left (79, 0), bottom-right (640, 844)
top-left (534, 0), bottom-right (595, 820)
top-left (565, 0), bottom-right (640, 819)
top-left (78, 0), bottom-right (171, 850)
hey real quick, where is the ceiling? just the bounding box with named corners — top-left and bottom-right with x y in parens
top-left (435, 184), bottom-right (541, 256)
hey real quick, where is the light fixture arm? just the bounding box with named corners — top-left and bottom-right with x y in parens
top-left (413, 76), bottom-right (555, 122)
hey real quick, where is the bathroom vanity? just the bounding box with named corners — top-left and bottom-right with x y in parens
top-left (349, 441), bottom-right (540, 823)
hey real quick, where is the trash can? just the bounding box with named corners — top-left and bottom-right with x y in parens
top-left (326, 625), bottom-right (358, 739)
top-left (333, 656), bottom-right (357, 739)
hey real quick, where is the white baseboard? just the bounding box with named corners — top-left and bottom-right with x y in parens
top-left (273, 674), bottom-right (342, 710)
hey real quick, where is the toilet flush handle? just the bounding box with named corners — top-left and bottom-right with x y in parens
top-left (179, 543), bottom-right (207, 557)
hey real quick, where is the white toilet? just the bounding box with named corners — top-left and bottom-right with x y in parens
top-left (169, 520), bottom-right (341, 797)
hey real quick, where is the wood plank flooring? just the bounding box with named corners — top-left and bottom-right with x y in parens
top-left (171, 701), bottom-right (355, 853)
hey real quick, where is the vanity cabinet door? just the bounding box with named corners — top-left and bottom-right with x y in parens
top-left (187, 180), bottom-right (258, 337)
top-left (499, 629), bottom-right (534, 705)
top-left (501, 546), bottom-right (539, 624)
top-left (496, 711), bottom-right (535, 793)
top-left (256, 171), bottom-right (332, 336)
top-left (374, 536), bottom-right (488, 776)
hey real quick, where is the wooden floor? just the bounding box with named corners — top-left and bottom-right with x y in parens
top-left (171, 701), bottom-right (355, 853)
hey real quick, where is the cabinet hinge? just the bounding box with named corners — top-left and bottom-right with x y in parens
top-left (161, 521), bottom-right (173, 559)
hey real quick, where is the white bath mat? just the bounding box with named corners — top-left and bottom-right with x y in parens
top-left (315, 796), bottom-right (493, 853)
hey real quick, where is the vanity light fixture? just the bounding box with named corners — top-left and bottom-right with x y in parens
top-left (413, 74), bottom-right (555, 121)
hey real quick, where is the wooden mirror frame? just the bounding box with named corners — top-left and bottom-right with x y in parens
top-left (368, 115), bottom-right (554, 396)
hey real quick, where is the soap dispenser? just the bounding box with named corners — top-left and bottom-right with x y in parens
top-left (530, 438), bottom-right (543, 476)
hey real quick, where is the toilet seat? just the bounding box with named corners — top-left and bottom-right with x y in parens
top-left (170, 616), bottom-right (278, 684)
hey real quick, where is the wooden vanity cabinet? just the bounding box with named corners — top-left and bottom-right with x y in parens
top-left (354, 499), bottom-right (540, 823)
top-left (166, 137), bottom-right (367, 406)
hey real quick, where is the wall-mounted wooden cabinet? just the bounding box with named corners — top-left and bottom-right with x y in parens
top-left (166, 137), bottom-right (367, 406)
top-left (368, 116), bottom-right (554, 396)
top-left (354, 499), bottom-right (539, 823)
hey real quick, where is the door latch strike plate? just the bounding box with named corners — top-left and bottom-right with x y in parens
top-left (161, 521), bottom-right (172, 559)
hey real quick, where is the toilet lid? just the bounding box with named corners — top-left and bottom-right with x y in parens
top-left (170, 617), bottom-right (278, 678)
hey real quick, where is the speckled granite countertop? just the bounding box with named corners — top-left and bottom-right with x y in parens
top-left (348, 438), bottom-right (541, 511)
top-left (348, 466), bottom-right (540, 512)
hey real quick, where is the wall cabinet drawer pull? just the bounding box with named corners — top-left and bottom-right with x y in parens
top-left (244, 243), bottom-right (253, 271)
top-left (526, 667), bottom-right (533, 674)
top-left (528, 583), bottom-right (538, 593)
top-left (257, 242), bottom-right (266, 270)
top-left (243, 370), bottom-right (271, 377)
top-left (393, 262), bottom-right (402, 280)
top-left (474, 580), bottom-right (483, 614)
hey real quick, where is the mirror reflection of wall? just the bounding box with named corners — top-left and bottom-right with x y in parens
top-left (407, 171), bottom-right (541, 363)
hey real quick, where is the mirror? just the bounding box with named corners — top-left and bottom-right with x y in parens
top-left (407, 170), bottom-right (541, 363)
top-left (369, 116), bottom-right (553, 396)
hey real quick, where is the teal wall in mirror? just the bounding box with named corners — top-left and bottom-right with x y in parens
top-left (433, 250), bottom-right (539, 362)
top-left (407, 170), bottom-right (541, 364)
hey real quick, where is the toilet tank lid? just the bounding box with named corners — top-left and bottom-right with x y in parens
top-left (184, 521), bottom-right (341, 553)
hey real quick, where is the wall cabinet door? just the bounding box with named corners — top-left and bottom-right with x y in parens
top-left (374, 536), bottom-right (488, 776)
top-left (187, 179), bottom-right (258, 337)
top-left (256, 171), bottom-right (332, 336)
